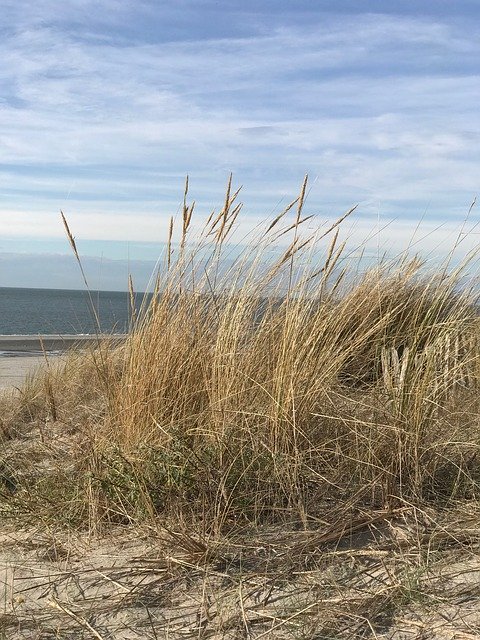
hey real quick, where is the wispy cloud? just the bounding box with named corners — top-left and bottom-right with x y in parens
top-left (1, 2), bottom-right (479, 288)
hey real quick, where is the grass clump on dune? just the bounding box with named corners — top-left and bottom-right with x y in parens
top-left (2, 177), bottom-right (480, 536)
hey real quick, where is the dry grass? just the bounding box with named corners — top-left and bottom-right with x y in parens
top-left (2, 178), bottom-right (480, 637)
top-left (2, 504), bottom-right (480, 639)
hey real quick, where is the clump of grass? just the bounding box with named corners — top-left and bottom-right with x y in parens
top-left (3, 177), bottom-right (480, 533)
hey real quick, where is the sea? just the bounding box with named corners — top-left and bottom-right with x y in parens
top-left (0, 286), bottom-right (142, 336)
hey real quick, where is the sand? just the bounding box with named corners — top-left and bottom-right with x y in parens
top-left (0, 334), bottom-right (125, 390)
top-left (1, 518), bottom-right (479, 639)
top-left (0, 356), bottom-right (52, 390)
top-left (0, 334), bottom-right (121, 353)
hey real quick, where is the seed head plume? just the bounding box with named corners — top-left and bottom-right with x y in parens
top-left (60, 210), bottom-right (101, 333)
top-left (128, 274), bottom-right (136, 326)
top-left (61, 210), bottom-right (79, 259)
top-left (167, 216), bottom-right (174, 270)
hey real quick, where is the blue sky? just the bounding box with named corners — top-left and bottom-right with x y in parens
top-left (1, 0), bottom-right (479, 289)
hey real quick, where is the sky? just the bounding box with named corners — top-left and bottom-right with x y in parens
top-left (1, 0), bottom-right (479, 290)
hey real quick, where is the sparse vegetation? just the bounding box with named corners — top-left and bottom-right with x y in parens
top-left (2, 178), bottom-right (480, 638)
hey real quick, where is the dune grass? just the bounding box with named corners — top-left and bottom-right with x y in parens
top-left (3, 179), bottom-right (480, 637)
top-left (1, 178), bottom-right (479, 538)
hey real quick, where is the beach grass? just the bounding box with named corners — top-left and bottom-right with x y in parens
top-left (2, 178), bottom-right (480, 637)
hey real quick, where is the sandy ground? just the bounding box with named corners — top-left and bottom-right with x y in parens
top-left (0, 335), bottom-right (124, 390)
top-left (1, 517), bottom-right (480, 639)
top-left (0, 356), bottom-right (53, 390)
top-left (2, 414), bottom-right (480, 638)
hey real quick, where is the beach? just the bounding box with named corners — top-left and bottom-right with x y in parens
top-left (0, 355), bottom-right (50, 389)
top-left (0, 335), bottom-right (124, 389)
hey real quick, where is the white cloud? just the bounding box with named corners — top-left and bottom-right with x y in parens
top-left (0, 5), bottom-right (479, 277)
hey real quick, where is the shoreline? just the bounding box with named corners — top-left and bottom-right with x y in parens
top-left (0, 334), bottom-right (126, 354)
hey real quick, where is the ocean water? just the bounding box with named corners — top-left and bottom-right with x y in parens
top-left (0, 286), bottom-right (142, 335)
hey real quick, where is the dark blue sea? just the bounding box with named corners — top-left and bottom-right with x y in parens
top-left (0, 287), bottom-right (142, 335)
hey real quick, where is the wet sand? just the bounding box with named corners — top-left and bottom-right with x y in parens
top-left (0, 334), bottom-right (120, 353)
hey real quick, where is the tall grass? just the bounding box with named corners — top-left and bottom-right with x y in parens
top-left (4, 178), bottom-right (480, 533)
top-left (87, 178), bottom-right (480, 529)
